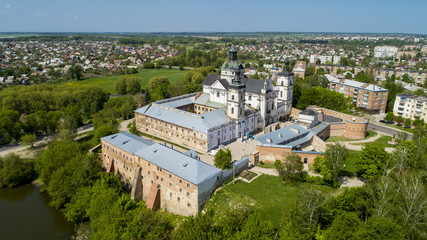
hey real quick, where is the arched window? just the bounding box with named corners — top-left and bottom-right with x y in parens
top-left (304, 158), bottom-right (308, 164)
top-left (231, 107), bottom-right (234, 114)
top-left (280, 91), bottom-right (283, 97)
top-left (249, 95), bottom-right (252, 101)
top-left (232, 95), bottom-right (235, 101)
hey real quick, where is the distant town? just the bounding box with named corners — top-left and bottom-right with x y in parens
top-left (0, 32), bottom-right (426, 239)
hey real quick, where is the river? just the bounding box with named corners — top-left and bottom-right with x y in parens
top-left (0, 184), bottom-right (75, 240)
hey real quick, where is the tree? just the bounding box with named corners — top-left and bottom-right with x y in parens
top-left (115, 75), bottom-right (141, 95)
top-left (323, 211), bottom-right (362, 240)
top-left (385, 112), bottom-right (395, 122)
top-left (296, 87), bottom-right (352, 113)
top-left (412, 119), bottom-right (424, 128)
top-left (344, 72), bottom-right (353, 79)
top-left (357, 143), bottom-right (388, 179)
top-left (0, 153), bottom-right (37, 188)
top-left (324, 143), bottom-right (349, 181)
top-left (404, 118), bottom-right (411, 127)
top-left (94, 124), bottom-right (118, 142)
top-left (214, 148), bottom-right (232, 170)
top-left (148, 77), bottom-right (171, 101)
top-left (69, 65), bottom-right (83, 80)
top-left (356, 217), bottom-right (404, 240)
top-left (275, 153), bottom-right (303, 182)
top-left (127, 120), bottom-right (139, 135)
top-left (0, 110), bottom-right (22, 143)
top-left (20, 134), bottom-right (36, 148)
top-left (396, 172), bottom-right (426, 238)
top-left (396, 115), bottom-right (403, 124)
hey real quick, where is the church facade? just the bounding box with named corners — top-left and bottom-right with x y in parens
top-left (135, 47), bottom-right (293, 152)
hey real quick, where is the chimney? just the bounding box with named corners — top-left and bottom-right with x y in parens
top-left (318, 111), bottom-right (324, 122)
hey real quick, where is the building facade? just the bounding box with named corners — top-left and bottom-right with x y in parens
top-left (100, 132), bottom-right (222, 216)
top-left (326, 74), bottom-right (389, 113)
top-left (393, 93), bottom-right (427, 121)
top-left (292, 61), bottom-right (306, 79)
top-left (135, 47), bottom-right (293, 152)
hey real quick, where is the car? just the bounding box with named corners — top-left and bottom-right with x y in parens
top-left (386, 121), bottom-right (394, 124)
top-left (404, 125), bottom-right (411, 129)
top-left (208, 149), bottom-right (218, 156)
top-left (397, 123), bottom-right (403, 127)
top-left (248, 134), bottom-right (254, 139)
top-left (379, 120), bottom-right (387, 123)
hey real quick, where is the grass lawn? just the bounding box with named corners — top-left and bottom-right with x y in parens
top-left (205, 174), bottom-right (336, 226)
top-left (351, 135), bottom-right (394, 148)
top-left (63, 69), bottom-right (188, 94)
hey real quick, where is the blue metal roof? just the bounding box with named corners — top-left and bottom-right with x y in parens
top-left (134, 144), bottom-right (221, 185)
top-left (256, 124), bottom-right (310, 145)
top-left (101, 132), bottom-right (154, 154)
top-left (135, 103), bottom-right (231, 133)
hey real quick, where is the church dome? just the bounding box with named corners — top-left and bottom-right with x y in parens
top-left (221, 46), bottom-right (244, 72)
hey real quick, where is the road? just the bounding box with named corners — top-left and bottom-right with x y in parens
top-left (367, 122), bottom-right (412, 139)
top-left (0, 124), bottom-right (94, 157)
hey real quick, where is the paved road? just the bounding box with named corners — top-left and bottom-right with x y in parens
top-left (0, 124), bottom-right (94, 157)
top-left (367, 122), bottom-right (412, 139)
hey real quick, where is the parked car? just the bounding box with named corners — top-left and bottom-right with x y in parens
top-left (404, 125), bottom-right (411, 129)
top-left (248, 134), bottom-right (254, 139)
top-left (379, 119), bottom-right (387, 123)
top-left (208, 149), bottom-right (218, 156)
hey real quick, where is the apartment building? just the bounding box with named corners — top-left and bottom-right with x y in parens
top-left (315, 65), bottom-right (372, 76)
top-left (374, 46), bottom-right (398, 58)
top-left (292, 61), bottom-right (307, 79)
top-left (326, 74), bottom-right (388, 113)
top-left (393, 93), bottom-right (427, 121)
top-left (374, 69), bottom-right (427, 84)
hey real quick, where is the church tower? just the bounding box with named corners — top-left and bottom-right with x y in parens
top-left (221, 46), bottom-right (244, 83)
top-left (276, 59), bottom-right (294, 104)
top-left (227, 74), bottom-right (246, 119)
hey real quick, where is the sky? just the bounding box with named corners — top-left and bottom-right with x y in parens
top-left (0, 0), bottom-right (426, 34)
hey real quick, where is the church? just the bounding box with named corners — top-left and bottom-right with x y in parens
top-left (135, 47), bottom-right (294, 152)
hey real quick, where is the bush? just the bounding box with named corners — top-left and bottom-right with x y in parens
top-left (0, 154), bottom-right (37, 188)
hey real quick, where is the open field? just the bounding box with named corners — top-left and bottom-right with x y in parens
top-left (205, 174), bottom-right (336, 226)
top-left (63, 69), bottom-right (188, 94)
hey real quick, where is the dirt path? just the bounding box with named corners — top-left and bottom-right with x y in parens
top-left (0, 125), bottom-right (94, 158)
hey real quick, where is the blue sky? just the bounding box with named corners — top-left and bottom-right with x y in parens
top-left (0, 0), bottom-right (426, 33)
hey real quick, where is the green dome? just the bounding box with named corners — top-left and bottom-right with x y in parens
top-left (221, 60), bottom-right (244, 71)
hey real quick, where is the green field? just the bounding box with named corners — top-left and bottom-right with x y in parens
top-left (205, 175), bottom-right (336, 226)
top-left (63, 69), bottom-right (188, 94)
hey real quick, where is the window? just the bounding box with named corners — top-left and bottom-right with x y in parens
top-left (187, 203), bottom-right (191, 207)
top-left (156, 176), bottom-right (159, 180)
top-left (169, 183), bottom-right (172, 186)
top-left (170, 193), bottom-right (172, 197)
top-left (217, 92), bottom-right (220, 98)
top-left (179, 188), bottom-right (182, 192)
top-left (177, 197), bottom-right (180, 202)
top-left (169, 174), bottom-right (172, 178)
top-left (231, 107), bottom-right (234, 114)
top-left (179, 179), bottom-right (182, 184)
top-left (232, 95), bottom-right (234, 101)
top-left (148, 171), bottom-right (150, 175)
top-left (187, 192), bottom-right (190, 196)
top-left (249, 95), bottom-right (252, 101)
